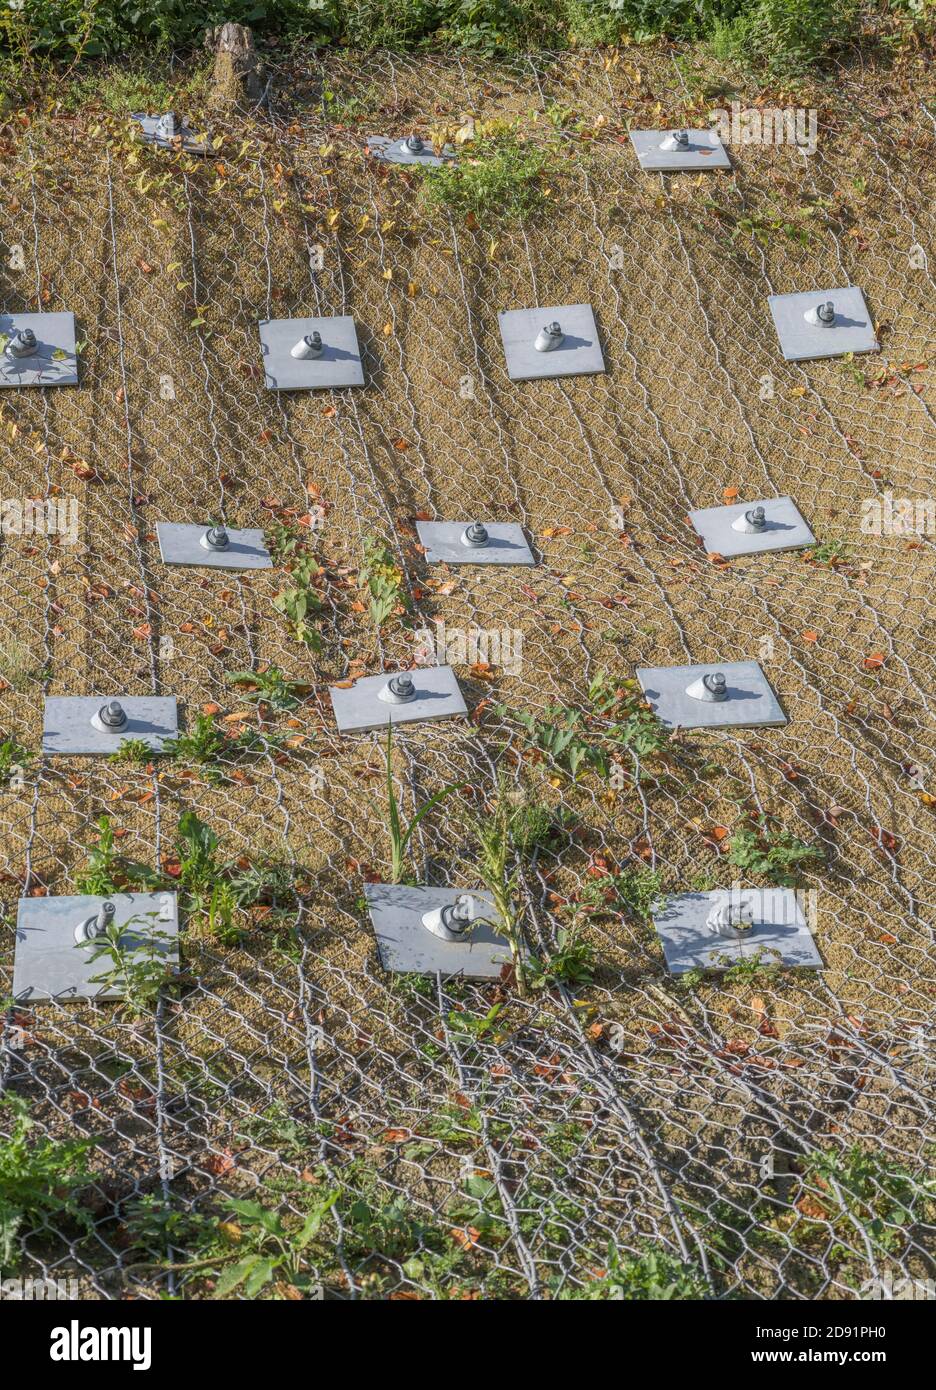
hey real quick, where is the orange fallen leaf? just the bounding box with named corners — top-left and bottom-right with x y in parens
top-left (862, 652), bottom-right (885, 671)
top-left (802, 630), bottom-right (819, 644)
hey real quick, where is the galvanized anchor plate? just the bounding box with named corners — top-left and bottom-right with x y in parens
top-left (416, 521), bottom-right (535, 566)
top-left (688, 496), bottom-right (815, 558)
top-left (768, 286), bottom-right (878, 362)
top-left (43, 697), bottom-right (179, 756)
top-left (0, 313), bottom-right (78, 389)
top-left (156, 523), bottom-right (272, 570)
top-left (629, 129), bottom-right (731, 171)
top-left (364, 884), bottom-right (508, 979)
top-left (498, 304), bottom-right (605, 382)
top-left (652, 889), bottom-right (823, 975)
top-left (258, 315), bottom-right (364, 391)
top-left (635, 661), bottom-right (786, 730)
top-left (13, 892), bottom-right (179, 1002)
top-left (330, 666), bottom-right (467, 734)
top-left (130, 113), bottom-right (209, 155)
top-left (366, 135), bottom-right (456, 167)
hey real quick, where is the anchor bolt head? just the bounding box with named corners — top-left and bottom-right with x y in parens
top-left (291, 331), bottom-right (323, 360)
top-left (534, 322), bottom-right (564, 352)
top-left (462, 522), bottom-right (489, 548)
top-left (5, 328), bottom-right (38, 358)
top-left (97, 700), bottom-right (128, 730)
top-left (75, 899), bottom-right (116, 945)
top-left (379, 673), bottom-right (417, 704)
top-left (204, 525), bottom-right (229, 551)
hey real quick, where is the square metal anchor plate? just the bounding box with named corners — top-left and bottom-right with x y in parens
top-left (258, 316), bottom-right (364, 391)
top-left (688, 496), bottom-right (815, 558)
top-left (416, 521), bottom-right (535, 566)
top-left (366, 135), bottom-right (455, 166)
top-left (629, 129), bottom-right (731, 172)
top-left (13, 892), bottom-right (179, 1002)
top-left (43, 697), bottom-right (178, 756)
top-left (0, 313), bottom-right (78, 388)
top-left (156, 522), bottom-right (272, 570)
top-left (364, 884), bottom-right (509, 979)
top-left (330, 666), bottom-right (467, 734)
top-left (131, 113), bottom-right (208, 154)
top-left (498, 304), bottom-right (605, 382)
top-left (768, 287), bottom-right (878, 362)
top-left (652, 888), bottom-right (823, 974)
top-left (635, 661), bottom-right (786, 730)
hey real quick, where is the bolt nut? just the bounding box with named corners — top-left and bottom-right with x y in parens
top-left (462, 522), bottom-right (489, 548)
top-left (155, 112), bottom-right (179, 140)
top-left (378, 674), bottom-right (417, 705)
top-left (686, 672), bottom-right (728, 703)
top-left (732, 505), bottom-right (767, 534)
top-left (404, 134), bottom-right (425, 154)
top-left (95, 699), bottom-right (128, 731)
top-left (661, 129), bottom-right (691, 151)
top-left (534, 322), bottom-right (564, 353)
top-left (291, 331), bottom-right (323, 360)
top-left (422, 893), bottom-right (477, 942)
top-left (75, 899), bottom-right (116, 946)
top-left (706, 899), bottom-right (755, 939)
top-left (4, 328), bottom-right (38, 358)
top-left (202, 525), bottom-right (229, 551)
top-left (805, 301), bottom-right (836, 327)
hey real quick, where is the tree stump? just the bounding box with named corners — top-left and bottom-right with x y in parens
top-left (205, 23), bottom-right (263, 109)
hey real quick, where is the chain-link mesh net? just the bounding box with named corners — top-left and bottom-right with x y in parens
top-left (0, 46), bottom-right (933, 1300)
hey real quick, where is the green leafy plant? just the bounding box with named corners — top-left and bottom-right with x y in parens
top-left (806, 539), bottom-right (851, 567)
top-left (446, 1001), bottom-right (506, 1045)
top-left (728, 814), bottom-right (824, 885)
top-left (108, 736), bottom-right (155, 767)
top-left (578, 866), bottom-right (663, 923)
top-left (417, 133), bottom-right (554, 224)
top-left (84, 912), bottom-right (178, 1015)
top-left (269, 526), bottom-right (323, 651)
top-left (125, 1186), bottom-right (340, 1299)
top-left (528, 925), bottom-right (596, 990)
top-left (227, 667), bottom-right (307, 713)
top-left (163, 712), bottom-right (287, 784)
top-left (559, 1241), bottom-right (708, 1300)
top-left (208, 880), bottom-right (241, 947)
top-left (505, 794), bottom-right (576, 858)
top-left (74, 814), bottom-right (162, 894)
top-left (496, 675), bottom-right (668, 783)
top-left (0, 734), bottom-right (31, 786)
top-left (382, 721), bottom-right (461, 884)
top-left (470, 780), bottom-right (529, 998)
top-left (174, 810), bottom-right (222, 910)
top-left (0, 1095), bottom-right (95, 1269)
top-left (359, 535), bottom-right (408, 627)
top-left (718, 947), bottom-right (783, 984)
top-left (502, 702), bottom-right (596, 779)
top-left (210, 1190), bottom-right (339, 1298)
top-left (803, 1146), bottom-right (934, 1257)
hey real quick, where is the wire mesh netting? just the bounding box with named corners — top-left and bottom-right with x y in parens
top-left (0, 45), bottom-right (934, 1301)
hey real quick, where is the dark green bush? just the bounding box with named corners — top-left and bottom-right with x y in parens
top-left (0, 0), bottom-right (926, 71)
top-left (710, 0), bottom-right (862, 74)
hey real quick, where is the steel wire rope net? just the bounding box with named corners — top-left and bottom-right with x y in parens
top-left (0, 46), bottom-right (933, 1301)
